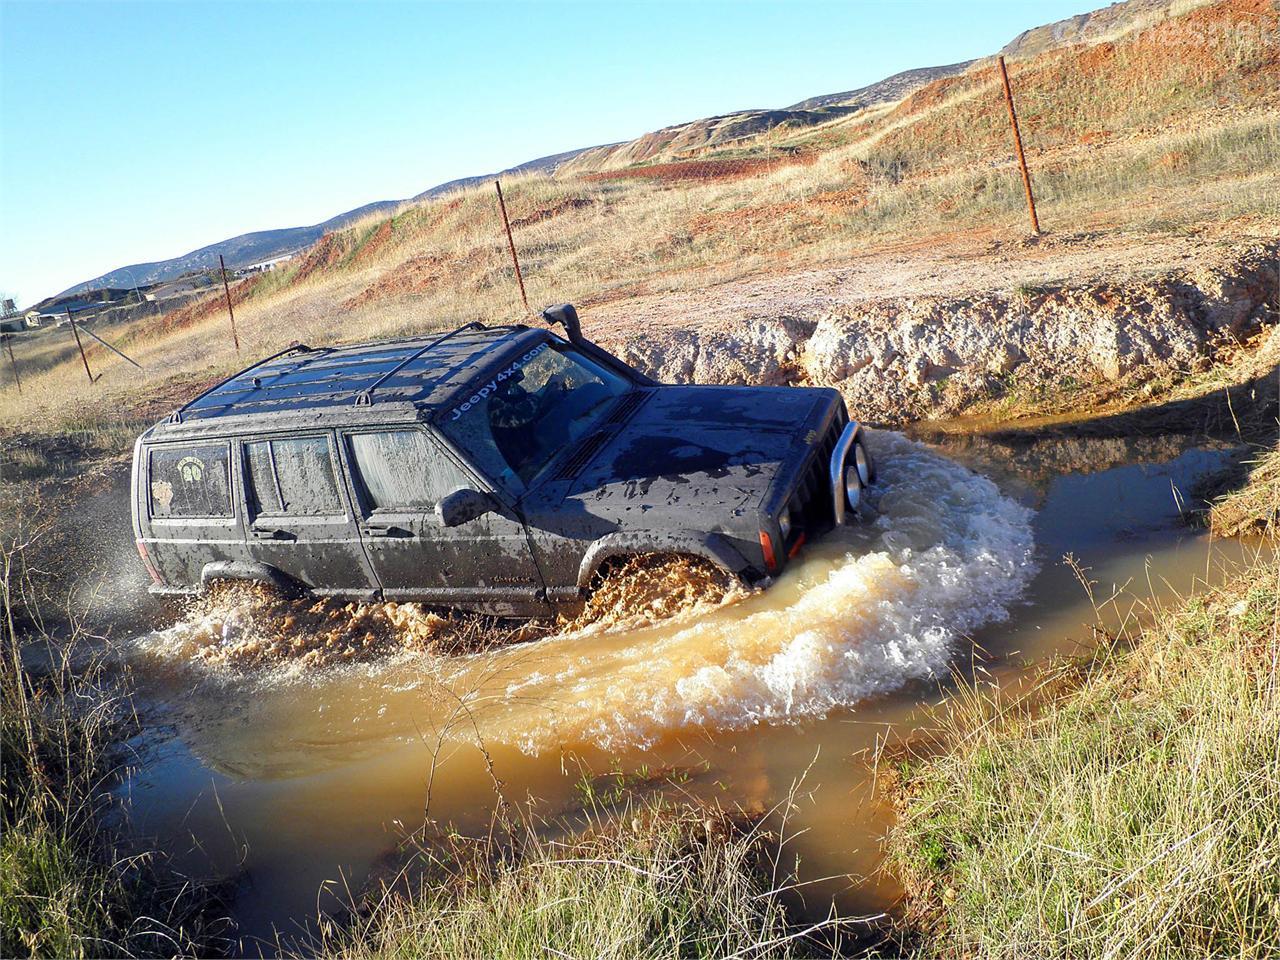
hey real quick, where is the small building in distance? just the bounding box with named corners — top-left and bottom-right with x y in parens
top-left (235, 252), bottom-right (298, 277)
top-left (0, 298), bottom-right (37, 334)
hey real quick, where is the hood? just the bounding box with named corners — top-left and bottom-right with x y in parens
top-left (561, 385), bottom-right (835, 532)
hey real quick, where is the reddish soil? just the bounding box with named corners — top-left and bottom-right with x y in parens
top-left (351, 218), bottom-right (395, 266)
top-left (581, 153), bottom-right (815, 184)
top-left (159, 274), bottom-right (261, 333)
top-left (809, 188), bottom-right (869, 211)
top-left (687, 201), bottom-right (821, 238)
top-left (872, 0), bottom-right (1278, 163)
top-left (899, 72), bottom-right (972, 116)
top-left (343, 253), bottom-right (448, 310)
top-left (510, 196), bottom-right (595, 229)
top-left (291, 232), bottom-right (354, 285)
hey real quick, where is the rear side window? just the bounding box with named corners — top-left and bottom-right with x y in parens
top-left (149, 444), bottom-right (232, 518)
top-left (244, 436), bottom-right (342, 516)
top-left (346, 430), bottom-right (470, 510)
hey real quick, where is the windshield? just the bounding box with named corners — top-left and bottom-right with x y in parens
top-left (439, 340), bottom-right (632, 490)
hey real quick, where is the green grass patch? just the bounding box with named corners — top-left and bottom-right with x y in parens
top-left (304, 799), bottom-right (864, 959)
top-left (888, 556), bottom-right (1280, 958)
top-left (1, 514), bottom-right (223, 957)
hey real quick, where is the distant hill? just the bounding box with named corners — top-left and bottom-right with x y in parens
top-left (52, 200), bottom-right (400, 300)
top-left (559, 61), bottom-right (975, 173)
top-left (1000, 0), bottom-right (1215, 58)
top-left (785, 61), bottom-right (974, 112)
top-left (409, 146), bottom-right (606, 202)
top-left (51, 149), bottom-right (604, 303)
top-left (56, 0), bottom-right (1193, 304)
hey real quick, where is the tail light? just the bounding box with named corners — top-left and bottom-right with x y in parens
top-left (788, 532), bottom-right (807, 559)
top-left (136, 540), bottom-right (162, 584)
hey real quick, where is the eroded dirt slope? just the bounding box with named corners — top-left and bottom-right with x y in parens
top-left (593, 234), bottom-right (1277, 424)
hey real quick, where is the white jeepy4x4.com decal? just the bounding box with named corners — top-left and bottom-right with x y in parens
top-left (447, 342), bottom-right (548, 421)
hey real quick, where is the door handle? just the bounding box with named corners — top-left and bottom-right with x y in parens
top-left (362, 524), bottom-right (409, 538)
top-left (251, 526), bottom-right (295, 541)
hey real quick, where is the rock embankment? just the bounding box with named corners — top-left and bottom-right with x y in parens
top-left (604, 244), bottom-right (1277, 425)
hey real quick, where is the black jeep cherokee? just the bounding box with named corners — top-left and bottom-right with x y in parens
top-left (132, 305), bottom-right (875, 618)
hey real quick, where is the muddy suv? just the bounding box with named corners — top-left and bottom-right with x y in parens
top-left (132, 305), bottom-right (875, 618)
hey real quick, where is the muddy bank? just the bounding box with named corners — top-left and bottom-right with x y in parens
top-left (605, 244), bottom-right (1278, 424)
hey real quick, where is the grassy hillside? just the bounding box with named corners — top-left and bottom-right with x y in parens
top-left (2, 0), bottom-right (1276, 432)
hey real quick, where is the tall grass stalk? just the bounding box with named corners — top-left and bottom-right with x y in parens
top-left (888, 551), bottom-right (1280, 958)
top-left (0, 508), bottom-right (221, 958)
top-left (304, 797), bottom-right (872, 960)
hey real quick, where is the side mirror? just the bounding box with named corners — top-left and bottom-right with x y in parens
top-left (436, 488), bottom-right (495, 527)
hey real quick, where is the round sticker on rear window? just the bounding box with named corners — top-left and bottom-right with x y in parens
top-left (177, 456), bottom-right (206, 483)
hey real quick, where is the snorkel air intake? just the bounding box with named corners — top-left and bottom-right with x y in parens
top-left (542, 303), bottom-right (583, 344)
top-left (540, 302), bottom-right (657, 387)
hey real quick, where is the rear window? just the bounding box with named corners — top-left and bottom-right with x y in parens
top-left (346, 430), bottom-right (470, 510)
top-left (244, 436), bottom-right (342, 516)
top-left (149, 443), bottom-right (232, 518)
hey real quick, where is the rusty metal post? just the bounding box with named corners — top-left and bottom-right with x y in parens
top-left (998, 56), bottom-right (1040, 236)
top-left (219, 254), bottom-right (240, 352)
top-left (67, 309), bottom-right (95, 383)
top-left (494, 180), bottom-right (530, 313)
top-left (3, 335), bottom-right (20, 394)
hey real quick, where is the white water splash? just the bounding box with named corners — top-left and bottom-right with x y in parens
top-left (489, 431), bottom-right (1036, 750)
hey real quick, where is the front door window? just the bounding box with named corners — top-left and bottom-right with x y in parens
top-left (346, 430), bottom-right (469, 511)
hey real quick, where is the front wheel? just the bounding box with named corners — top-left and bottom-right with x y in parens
top-left (844, 463), bottom-right (863, 513)
top-left (568, 554), bottom-right (739, 631)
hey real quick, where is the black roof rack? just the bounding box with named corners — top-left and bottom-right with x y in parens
top-left (168, 343), bottom-right (314, 423)
top-left (354, 322), bottom-right (484, 406)
top-left (160, 323), bottom-right (533, 426)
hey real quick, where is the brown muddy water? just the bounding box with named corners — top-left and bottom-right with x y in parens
top-left (115, 428), bottom-right (1261, 952)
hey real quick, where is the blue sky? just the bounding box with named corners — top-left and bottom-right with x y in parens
top-left (1, 0), bottom-right (1089, 306)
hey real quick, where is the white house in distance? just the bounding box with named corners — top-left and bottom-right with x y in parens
top-left (235, 251), bottom-right (299, 277)
top-left (0, 298), bottom-right (40, 333)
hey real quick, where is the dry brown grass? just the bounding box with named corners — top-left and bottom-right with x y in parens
top-left (3, 0), bottom-right (1276, 439)
top-left (1210, 443), bottom-right (1280, 536)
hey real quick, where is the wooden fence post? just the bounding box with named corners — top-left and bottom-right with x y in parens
top-left (3, 334), bottom-right (20, 394)
top-left (67, 310), bottom-right (95, 383)
top-left (219, 254), bottom-right (240, 352)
